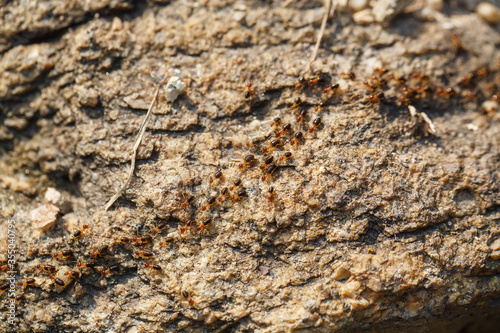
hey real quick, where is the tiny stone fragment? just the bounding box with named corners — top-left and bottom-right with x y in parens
top-left (353, 9), bottom-right (375, 25)
top-left (31, 203), bottom-right (59, 231)
top-left (164, 76), bottom-right (186, 102)
top-left (373, 0), bottom-right (413, 25)
top-left (332, 267), bottom-right (351, 281)
top-left (476, 2), bottom-right (500, 25)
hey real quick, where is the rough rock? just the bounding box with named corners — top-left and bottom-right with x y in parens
top-left (0, 1), bottom-right (500, 332)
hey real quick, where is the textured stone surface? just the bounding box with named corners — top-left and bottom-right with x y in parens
top-left (0, 1), bottom-right (499, 332)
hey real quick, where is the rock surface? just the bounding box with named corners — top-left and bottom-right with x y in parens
top-left (1, 1), bottom-right (500, 332)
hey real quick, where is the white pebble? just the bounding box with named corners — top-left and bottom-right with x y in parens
top-left (476, 2), bottom-right (500, 25)
top-left (349, 0), bottom-right (368, 12)
top-left (353, 9), bottom-right (375, 25)
top-left (164, 76), bottom-right (186, 102)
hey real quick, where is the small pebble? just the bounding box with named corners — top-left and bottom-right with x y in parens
top-left (349, 0), bottom-right (368, 12)
top-left (31, 203), bottom-right (59, 231)
top-left (476, 2), bottom-right (500, 25)
top-left (164, 76), bottom-right (186, 102)
top-left (353, 9), bottom-right (375, 25)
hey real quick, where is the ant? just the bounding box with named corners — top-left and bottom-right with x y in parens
top-left (19, 278), bottom-right (35, 288)
top-left (373, 68), bottom-right (390, 76)
top-left (112, 237), bottom-right (130, 246)
top-left (270, 117), bottom-right (281, 128)
top-left (308, 76), bottom-right (325, 86)
top-left (291, 97), bottom-right (302, 110)
top-left (261, 165), bottom-right (277, 182)
top-left (98, 265), bottom-right (120, 282)
top-left (201, 196), bottom-right (217, 211)
top-left (436, 87), bottom-right (455, 98)
top-left (267, 187), bottom-right (274, 202)
top-left (295, 76), bottom-right (306, 90)
top-left (209, 171), bottom-right (223, 184)
top-left (309, 117), bottom-right (322, 133)
top-left (135, 250), bottom-right (153, 258)
top-left (290, 132), bottom-right (303, 145)
top-left (180, 220), bottom-right (196, 234)
top-left (366, 92), bottom-right (385, 103)
top-left (0, 263), bottom-right (15, 271)
top-left (36, 264), bottom-right (56, 274)
top-left (323, 83), bottom-right (339, 94)
top-left (196, 218), bottom-right (212, 231)
top-left (260, 156), bottom-right (274, 170)
top-left (244, 81), bottom-right (253, 99)
top-left (76, 261), bottom-right (97, 270)
top-left (230, 189), bottom-right (247, 201)
top-left (296, 110), bottom-right (307, 123)
top-left (230, 179), bottom-right (242, 191)
top-left (159, 236), bottom-right (174, 246)
top-left (246, 138), bottom-right (261, 147)
top-left (279, 152), bottom-right (292, 162)
top-left (144, 263), bottom-right (162, 271)
top-left (132, 235), bottom-right (153, 244)
top-left (218, 187), bottom-right (229, 202)
top-left (180, 194), bottom-right (195, 209)
top-left (239, 154), bottom-right (256, 169)
top-left (90, 245), bottom-right (109, 258)
top-left (151, 222), bottom-right (167, 234)
top-left (49, 275), bottom-right (65, 287)
top-left (53, 250), bottom-right (73, 259)
top-left (275, 123), bottom-right (291, 138)
top-left (64, 271), bottom-right (80, 279)
top-left (73, 225), bottom-right (89, 238)
top-left (262, 139), bottom-right (281, 154)
top-left (0, 283), bottom-right (9, 292)
top-left (340, 72), bottom-right (356, 80)
top-left (314, 102), bottom-right (325, 112)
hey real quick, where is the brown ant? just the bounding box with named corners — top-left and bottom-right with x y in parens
top-left (73, 225), bottom-right (89, 238)
top-left (239, 154), bottom-right (256, 169)
top-left (181, 290), bottom-right (195, 306)
top-left (246, 138), bottom-right (261, 147)
top-left (0, 283), bottom-right (9, 292)
top-left (53, 250), bottom-right (73, 259)
top-left (296, 110), bottom-right (307, 123)
top-left (275, 123), bottom-right (291, 138)
top-left (279, 152), bottom-right (292, 162)
top-left (261, 165), bottom-right (277, 182)
top-left (151, 222), bottom-right (167, 234)
top-left (373, 68), bottom-right (390, 76)
top-left (144, 263), bottom-right (162, 271)
top-left (20, 278), bottom-right (35, 288)
top-left (267, 187), bottom-right (274, 202)
top-left (262, 139), bottom-right (281, 154)
top-left (76, 261), bottom-right (97, 270)
top-left (132, 235), bottom-right (153, 244)
top-left (291, 97), bottom-right (302, 110)
top-left (201, 196), bottom-right (218, 211)
top-left (295, 76), bottom-right (306, 90)
top-left (36, 264), bottom-right (56, 273)
top-left (209, 171), bottom-right (223, 184)
top-left (366, 92), bottom-right (384, 103)
top-left (230, 179), bottom-right (242, 191)
top-left (323, 83), bottom-right (339, 94)
top-left (270, 117), bottom-right (281, 128)
top-left (180, 220), bottom-right (195, 234)
top-left (49, 275), bottom-right (65, 286)
top-left (135, 250), bottom-right (153, 258)
top-left (436, 87), bottom-right (455, 98)
top-left (159, 237), bottom-right (174, 246)
top-left (218, 187), bottom-right (229, 202)
top-left (309, 117), bottom-right (322, 133)
top-left (196, 218), bottom-right (212, 231)
top-left (112, 237), bottom-right (130, 246)
top-left (314, 102), bottom-right (325, 112)
top-left (260, 155), bottom-right (274, 169)
top-left (308, 76), bottom-right (325, 86)
top-left (340, 72), bottom-right (355, 80)
top-left (64, 271), bottom-right (80, 279)
top-left (230, 189), bottom-right (247, 201)
top-left (180, 194), bottom-right (195, 209)
top-left (290, 132), bottom-right (303, 145)
top-left (244, 81), bottom-right (253, 99)
top-left (90, 245), bottom-right (109, 258)
top-left (98, 265), bottom-right (120, 282)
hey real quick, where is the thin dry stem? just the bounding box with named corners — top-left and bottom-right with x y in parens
top-left (306, 0), bottom-right (336, 72)
top-left (103, 85), bottom-right (160, 211)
